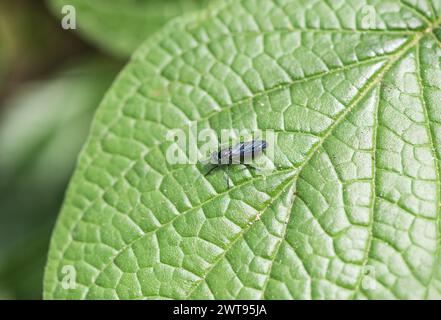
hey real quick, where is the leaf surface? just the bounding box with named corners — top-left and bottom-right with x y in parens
top-left (44, 0), bottom-right (441, 299)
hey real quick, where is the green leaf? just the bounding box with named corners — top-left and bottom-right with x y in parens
top-left (44, 0), bottom-right (441, 299)
top-left (0, 59), bottom-right (118, 299)
top-left (47, 0), bottom-right (210, 57)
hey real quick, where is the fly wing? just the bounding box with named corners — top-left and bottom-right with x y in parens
top-left (230, 140), bottom-right (266, 161)
top-left (230, 141), bottom-right (251, 158)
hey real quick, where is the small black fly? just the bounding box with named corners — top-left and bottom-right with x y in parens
top-left (204, 140), bottom-right (267, 187)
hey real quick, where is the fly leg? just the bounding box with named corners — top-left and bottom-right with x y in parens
top-left (205, 165), bottom-right (218, 176)
top-left (226, 165), bottom-right (231, 189)
top-left (243, 163), bottom-right (260, 172)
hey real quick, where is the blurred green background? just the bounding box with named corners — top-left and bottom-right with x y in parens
top-left (0, 0), bottom-right (118, 300)
top-left (0, 0), bottom-right (209, 299)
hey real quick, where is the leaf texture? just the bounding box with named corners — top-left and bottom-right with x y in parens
top-left (44, 0), bottom-right (441, 299)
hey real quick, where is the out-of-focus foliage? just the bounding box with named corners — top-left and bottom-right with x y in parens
top-left (48, 0), bottom-right (210, 58)
top-left (0, 60), bottom-right (118, 299)
top-left (0, 0), bottom-right (89, 103)
top-left (0, 41), bottom-right (6, 88)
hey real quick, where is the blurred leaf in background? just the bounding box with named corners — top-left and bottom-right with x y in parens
top-left (48, 0), bottom-right (211, 58)
top-left (0, 0), bottom-right (211, 300)
top-left (0, 0), bottom-right (95, 300)
top-left (0, 60), bottom-right (118, 299)
top-left (0, 0), bottom-right (99, 299)
top-left (0, 0), bottom-right (90, 104)
top-left (0, 40), bottom-right (6, 89)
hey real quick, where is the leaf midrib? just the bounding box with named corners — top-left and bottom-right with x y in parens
top-left (183, 32), bottom-right (428, 299)
top-left (183, 26), bottom-right (441, 299)
top-left (355, 22), bottom-right (441, 299)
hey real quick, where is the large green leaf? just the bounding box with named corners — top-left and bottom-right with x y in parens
top-left (44, 0), bottom-right (441, 299)
top-left (48, 0), bottom-right (210, 57)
